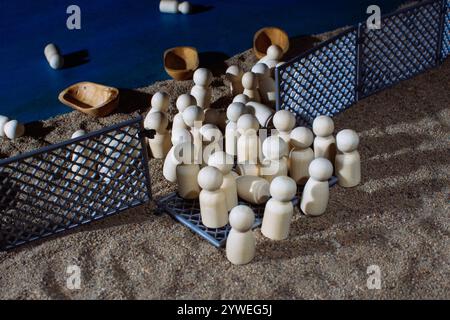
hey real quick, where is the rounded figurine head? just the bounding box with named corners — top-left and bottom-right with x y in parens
top-left (262, 136), bottom-right (288, 160)
top-left (273, 110), bottom-right (296, 132)
top-left (182, 105), bottom-right (205, 127)
top-left (193, 68), bottom-right (213, 87)
top-left (176, 94), bottom-right (196, 113)
top-left (336, 129), bottom-right (359, 153)
top-left (227, 102), bottom-right (247, 122)
top-left (178, 1), bottom-right (192, 14)
top-left (229, 205), bottom-right (255, 232)
top-left (266, 44), bottom-right (283, 60)
top-left (237, 114), bottom-right (259, 134)
top-left (171, 128), bottom-right (192, 145)
top-left (3, 120), bottom-right (25, 140)
top-left (251, 63), bottom-right (270, 78)
top-left (270, 176), bottom-right (297, 202)
top-left (309, 158), bottom-right (333, 181)
top-left (233, 94), bottom-right (250, 104)
top-left (290, 127), bottom-right (314, 149)
top-left (226, 65), bottom-right (243, 80)
top-left (144, 111), bottom-right (168, 133)
top-left (242, 72), bottom-right (257, 90)
top-left (151, 91), bottom-right (170, 112)
top-left (207, 151), bottom-right (233, 174)
top-left (198, 166), bottom-right (223, 191)
top-left (200, 124), bottom-right (222, 143)
top-left (71, 129), bottom-right (86, 139)
top-left (312, 115), bottom-right (334, 137)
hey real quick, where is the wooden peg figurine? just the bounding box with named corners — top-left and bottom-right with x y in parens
top-left (260, 135), bottom-right (288, 183)
top-left (70, 129), bottom-right (91, 181)
top-left (236, 175), bottom-right (270, 205)
top-left (173, 94), bottom-right (196, 131)
top-left (3, 120), bottom-right (25, 140)
top-left (226, 205), bottom-right (256, 265)
top-left (163, 129), bottom-right (192, 183)
top-left (242, 72), bottom-right (261, 102)
top-left (261, 176), bottom-right (297, 240)
top-left (182, 105), bottom-right (205, 163)
top-left (0, 115), bottom-right (9, 137)
top-left (251, 63), bottom-right (276, 107)
top-left (226, 65), bottom-right (244, 96)
top-left (150, 91), bottom-right (170, 113)
top-left (208, 151), bottom-right (238, 211)
top-left (144, 111), bottom-right (172, 159)
top-left (198, 166), bottom-right (229, 228)
top-left (300, 158), bottom-right (333, 216)
top-left (312, 115), bottom-right (336, 163)
top-left (289, 127), bottom-right (314, 185)
top-left (237, 114), bottom-right (260, 165)
top-left (225, 102), bottom-right (248, 157)
top-left (335, 129), bottom-right (361, 187)
top-left (233, 94), bottom-right (250, 105)
top-left (44, 43), bottom-right (64, 69)
top-left (245, 101), bottom-right (275, 128)
top-left (259, 44), bottom-right (283, 71)
top-left (200, 124), bottom-right (223, 165)
top-left (191, 68), bottom-right (213, 109)
top-left (273, 110), bottom-right (296, 145)
top-left (176, 142), bottom-right (200, 199)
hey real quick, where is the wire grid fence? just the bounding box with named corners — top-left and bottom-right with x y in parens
top-left (0, 117), bottom-right (151, 250)
top-left (158, 176), bottom-right (338, 247)
top-left (276, 0), bottom-right (450, 126)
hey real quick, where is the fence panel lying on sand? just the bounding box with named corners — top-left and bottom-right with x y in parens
top-left (0, 117), bottom-right (151, 250)
top-left (276, 0), bottom-right (449, 125)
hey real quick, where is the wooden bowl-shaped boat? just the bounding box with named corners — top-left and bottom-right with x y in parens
top-left (58, 82), bottom-right (119, 117)
top-left (164, 46), bottom-right (199, 80)
top-left (253, 27), bottom-right (290, 60)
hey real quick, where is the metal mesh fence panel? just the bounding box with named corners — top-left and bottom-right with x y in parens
top-left (276, 28), bottom-right (357, 127)
top-left (0, 117), bottom-right (151, 250)
top-left (358, 0), bottom-right (443, 98)
top-left (442, 0), bottom-right (450, 59)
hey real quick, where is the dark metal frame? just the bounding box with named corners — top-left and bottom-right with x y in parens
top-left (0, 117), bottom-right (152, 250)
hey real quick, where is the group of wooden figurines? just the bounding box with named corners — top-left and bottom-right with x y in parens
top-left (143, 62), bottom-right (361, 265)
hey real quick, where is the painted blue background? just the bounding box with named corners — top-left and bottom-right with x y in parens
top-left (0, 0), bottom-right (405, 123)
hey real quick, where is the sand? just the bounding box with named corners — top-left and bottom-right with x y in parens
top-left (0, 29), bottom-right (449, 300)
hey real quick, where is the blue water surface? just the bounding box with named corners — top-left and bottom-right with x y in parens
top-left (0, 0), bottom-right (405, 122)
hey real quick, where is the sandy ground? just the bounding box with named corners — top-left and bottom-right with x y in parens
top-left (0, 29), bottom-right (449, 299)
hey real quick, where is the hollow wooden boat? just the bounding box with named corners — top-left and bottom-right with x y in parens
top-left (58, 82), bottom-right (119, 117)
top-left (253, 27), bottom-right (290, 59)
top-left (164, 46), bottom-right (199, 80)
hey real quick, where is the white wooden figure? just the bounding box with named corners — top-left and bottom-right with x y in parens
top-left (173, 94), bottom-right (196, 131)
top-left (44, 43), bottom-right (64, 69)
top-left (225, 102), bottom-right (248, 157)
top-left (163, 128), bottom-right (192, 183)
top-left (236, 175), bottom-right (270, 205)
top-left (289, 127), bottom-right (314, 185)
top-left (176, 142), bottom-right (200, 199)
top-left (190, 68), bottom-right (213, 109)
top-left (251, 63), bottom-right (276, 107)
top-left (226, 65), bottom-right (244, 96)
top-left (208, 151), bottom-right (238, 211)
top-left (259, 44), bottom-right (283, 71)
top-left (200, 124), bottom-right (223, 165)
top-left (261, 176), bottom-right (297, 240)
top-left (144, 111), bottom-right (172, 159)
top-left (300, 158), bottom-right (333, 216)
top-left (242, 72), bottom-right (261, 102)
top-left (260, 135), bottom-right (288, 183)
top-left (226, 205), bottom-right (256, 265)
top-left (233, 94), bottom-right (250, 105)
top-left (273, 110), bottom-right (296, 145)
top-left (245, 101), bottom-right (275, 128)
top-left (335, 129), bottom-right (361, 187)
top-left (236, 114), bottom-right (260, 165)
top-left (70, 129), bottom-right (91, 181)
top-left (3, 120), bottom-right (25, 140)
top-left (182, 105), bottom-right (205, 163)
top-left (198, 166), bottom-right (229, 228)
top-left (312, 115), bottom-right (336, 163)
top-left (150, 91), bottom-right (170, 113)
top-left (0, 115), bottom-right (9, 137)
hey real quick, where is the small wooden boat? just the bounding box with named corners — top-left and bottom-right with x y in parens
top-left (58, 82), bottom-right (119, 117)
top-left (164, 46), bottom-right (199, 80)
top-left (253, 27), bottom-right (290, 60)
